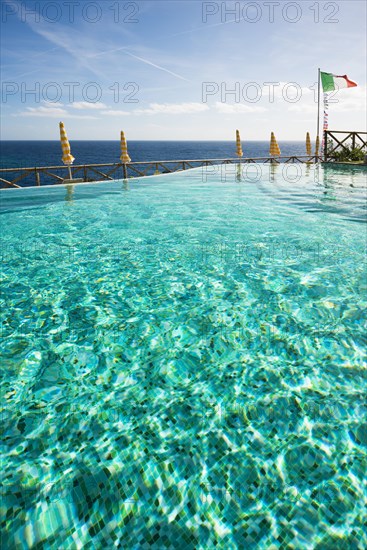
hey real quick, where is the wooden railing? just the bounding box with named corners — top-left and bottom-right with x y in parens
top-left (0, 155), bottom-right (321, 189)
top-left (324, 130), bottom-right (367, 161)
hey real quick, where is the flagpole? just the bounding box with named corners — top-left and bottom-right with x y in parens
top-left (317, 68), bottom-right (321, 140)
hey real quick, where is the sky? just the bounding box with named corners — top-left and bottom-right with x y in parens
top-left (1, 0), bottom-right (366, 140)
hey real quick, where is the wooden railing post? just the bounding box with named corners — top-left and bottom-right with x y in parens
top-left (83, 166), bottom-right (87, 182)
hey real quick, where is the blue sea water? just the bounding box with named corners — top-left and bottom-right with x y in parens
top-left (1, 163), bottom-right (366, 548)
top-left (1, 140), bottom-right (307, 169)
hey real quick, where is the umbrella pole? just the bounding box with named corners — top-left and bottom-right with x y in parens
top-left (68, 166), bottom-right (72, 180)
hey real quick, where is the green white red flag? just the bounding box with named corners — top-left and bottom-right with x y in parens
top-left (321, 72), bottom-right (357, 92)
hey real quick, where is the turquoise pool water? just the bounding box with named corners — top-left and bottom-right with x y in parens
top-left (1, 163), bottom-right (366, 549)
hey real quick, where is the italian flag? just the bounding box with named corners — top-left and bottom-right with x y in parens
top-left (321, 72), bottom-right (357, 92)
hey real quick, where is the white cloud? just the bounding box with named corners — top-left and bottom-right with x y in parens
top-left (13, 98), bottom-right (213, 120)
top-left (101, 110), bottom-right (131, 116)
top-left (289, 85), bottom-right (366, 114)
top-left (17, 102), bottom-right (98, 119)
top-left (22, 105), bottom-right (68, 117)
top-left (288, 104), bottom-right (317, 114)
top-left (214, 102), bottom-right (267, 114)
top-left (45, 101), bottom-right (65, 107)
top-left (326, 86), bottom-right (366, 112)
top-left (101, 103), bottom-right (209, 116)
top-left (71, 101), bottom-right (107, 110)
top-left (134, 102), bottom-right (210, 115)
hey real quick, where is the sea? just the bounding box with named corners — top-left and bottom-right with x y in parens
top-left (1, 140), bottom-right (307, 169)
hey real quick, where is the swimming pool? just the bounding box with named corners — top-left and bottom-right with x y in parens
top-left (1, 163), bottom-right (366, 548)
